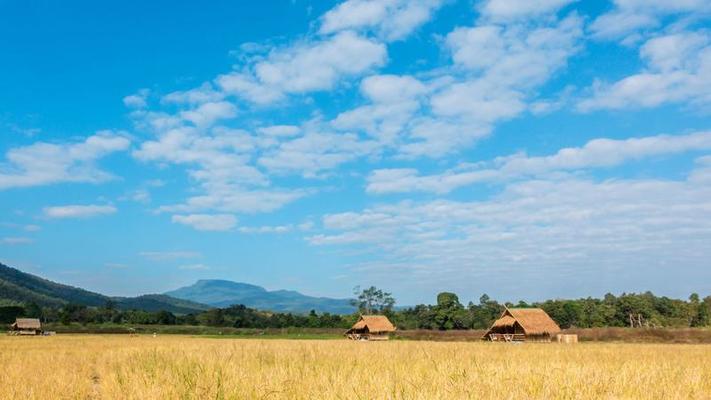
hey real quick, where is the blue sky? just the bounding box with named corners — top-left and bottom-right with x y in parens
top-left (1, 0), bottom-right (710, 305)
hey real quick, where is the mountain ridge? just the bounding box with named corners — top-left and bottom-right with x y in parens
top-left (0, 262), bottom-right (209, 314)
top-left (166, 279), bottom-right (355, 314)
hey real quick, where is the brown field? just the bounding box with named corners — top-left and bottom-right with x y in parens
top-left (394, 327), bottom-right (711, 343)
top-left (2, 335), bottom-right (711, 399)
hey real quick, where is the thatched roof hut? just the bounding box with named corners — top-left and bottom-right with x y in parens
top-left (484, 308), bottom-right (560, 342)
top-left (345, 315), bottom-right (396, 341)
top-left (10, 318), bottom-right (42, 335)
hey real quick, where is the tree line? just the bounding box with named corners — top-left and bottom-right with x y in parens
top-left (2, 288), bottom-right (710, 330)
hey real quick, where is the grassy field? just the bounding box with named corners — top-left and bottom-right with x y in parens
top-left (2, 335), bottom-right (711, 399)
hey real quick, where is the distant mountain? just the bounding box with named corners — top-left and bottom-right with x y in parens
top-left (166, 279), bottom-right (355, 314)
top-left (0, 262), bottom-right (209, 314)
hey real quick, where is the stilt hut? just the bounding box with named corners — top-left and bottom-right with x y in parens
top-left (10, 318), bottom-right (42, 335)
top-left (345, 315), bottom-right (396, 341)
top-left (483, 308), bottom-right (560, 342)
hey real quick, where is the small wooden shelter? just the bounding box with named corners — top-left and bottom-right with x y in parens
top-left (10, 318), bottom-right (42, 336)
top-left (345, 315), bottom-right (396, 341)
top-left (483, 308), bottom-right (560, 342)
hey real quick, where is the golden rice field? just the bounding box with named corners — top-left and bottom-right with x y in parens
top-left (2, 335), bottom-right (711, 399)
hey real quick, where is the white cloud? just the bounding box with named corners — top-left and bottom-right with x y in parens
top-left (258, 129), bottom-right (378, 177)
top-left (320, 0), bottom-right (444, 41)
top-left (590, 0), bottom-right (710, 41)
top-left (105, 263), bottom-right (129, 269)
top-left (178, 263), bottom-right (211, 270)
top-left (0, 222), bottom-right (41, 232)
top-left (126, 189), bottom-right (151, 203)
top-left (332, 74), bottom-right (427, 146)
top-left (478, 0), bottom-right (574, 21)
top-left (159, 189), bottom-right (304, 214)
top-left (311, 165), bottom-right (711, 298)
top-left (1, 237), bottom-right (33, 245)
top-left (238, 225), bottom-right (292, 234)
top-left (217, 31), bottom-right (386, 104)
top-left (180, 101), bottom-right (237, 128)
top-left (43, 205), bottom-right (117, 219)
top-left (331, 12), bottom-right (584, 159)
top-left (444, 14), bottom-right (583, 88)
top-left (24, 224), bottom-right (41, 232)
top-left (134, 126), bottom-right (305, 214)
top-left (139, 251), bottom-right (201, 261)
top-left (367, 130), bottom-right (711, 193)
top-left (123, 89), bottom-right (150, 109)
top-left (162, 83), bottom-right (225, 105)
top-left (171, 213), bottom-right (237, 231)
top-left (0, 131), bottom-right (130, 190)
top-left (258, 125), bottom-right (301, 137)
top-left (578, 31), bottom-right (711, 111)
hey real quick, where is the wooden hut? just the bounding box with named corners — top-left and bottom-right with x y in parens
top-left (10, 318), bottom-right (42, 335)
top-left (483, 308), bottom-right (560, 342)
top-left (345, 315), bottom-right (396, 341)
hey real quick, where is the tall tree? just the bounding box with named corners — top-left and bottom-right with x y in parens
top-left (351, 286), bottom-right (396, 314)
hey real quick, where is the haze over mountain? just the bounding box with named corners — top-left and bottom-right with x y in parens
top-left (0, 262), bottom-right (209, 314)
top-left (165, 279), bottom-right (355, 314)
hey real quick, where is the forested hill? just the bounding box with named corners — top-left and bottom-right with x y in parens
top-left (165, 279), bottom-right (355, 314)
top-left (0, 262), bottom-right (209, 314)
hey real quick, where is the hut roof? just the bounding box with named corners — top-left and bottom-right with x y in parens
top-left (485, 308), bottom-right (560, 337)
top-left (349, 315), bottom-right (396, 333)
top-left (506, 308), bottom-right (560, 335)
top-left (12, 318), bottom-right (41, 330)
top-left (491, 315), bottom-right (516, 328)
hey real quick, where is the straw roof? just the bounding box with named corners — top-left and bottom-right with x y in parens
top-left (12, 318), bottom-right (41, 330)
top-left (486, 308), bottom-right (560, 336)
top-left (348, 315), bottom-right (396, 333)
top-left (491, 315), bottom-right (516, 328)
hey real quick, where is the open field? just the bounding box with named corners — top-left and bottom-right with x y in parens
top-left (2, 335), bottom-right (711, 399)
top-left (42, 323), bottom-right (711, 344)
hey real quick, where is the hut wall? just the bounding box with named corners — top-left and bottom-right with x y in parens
top-left (556, 334), bottom-right (578, 344)
top-left (525, 334), bottom-right (553, 343)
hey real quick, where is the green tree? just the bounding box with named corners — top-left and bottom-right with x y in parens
top-left (24, 302), bottom-right (42, 318)
top-left (433, 292), bottom-right (470, 330)
top-left (198, 308), bottom-right (225, 326)
top-left (351, 286), bottom-right (395, 314)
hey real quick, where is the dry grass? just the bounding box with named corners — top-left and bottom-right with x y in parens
top-left (1, 335), bottom-right (711, 399)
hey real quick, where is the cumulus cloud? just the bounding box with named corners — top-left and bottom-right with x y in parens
top-left (320, 0), bottom-right (444, 41)
top-left (332, 74), bottom-right (427, 145)
top-left (162, 83), bottom-right (225, 105)
top-left (478, 0), bottom-right (575, 21)
top-left (590, 0), bottom-right (710, 42)
top-left (238, 225), bottom-right (292, 234)
top-left (180, 101), bottom-right (237, 128)
top-left (367, 131), bottom-right (711, 193)
top-left (159, 189), bottom-right (304, 214)
top-left (138, 251), bottom-right (201, 261)
top-left (311, 166), bottom-right (711, 298)
top-left (217, 31), bottom-right (386, 104)
top-left (123, 89), bottom-right (150, 109)
top-left (1, 237), bottom-right (33, 245)
top-left (445, 14), bottom-right (583, 88)
top-left (178, 263), bottom-right (211, 270)
top-left (578, 31), bottom-right (711, 111)
top-left (43, 205), bottom-right (117, 219)
top-left (171, 213), bottom-right (237, 231)
top-left (0, 131), bottom-right (130, 190)
top-left (258, 125), bottom-right (301, 137)
top-left (258, 129), bottom-right (379, 177)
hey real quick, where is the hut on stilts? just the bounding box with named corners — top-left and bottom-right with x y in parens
top-left (9, 318), bottom-right (42, 336)
top-left (483, 308), bottom-right (560, 342)
top-left (345, 315), bottom-right (396, 341)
